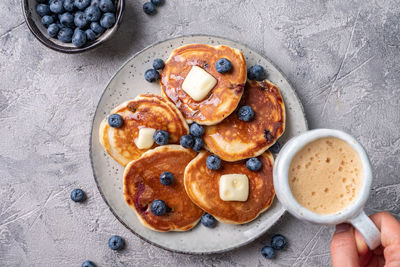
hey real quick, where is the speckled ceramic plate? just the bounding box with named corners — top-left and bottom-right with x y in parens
top-left (90, 35), bottom-right (308, 254)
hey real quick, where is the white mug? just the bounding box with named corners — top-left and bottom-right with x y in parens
top-left (273, 129), bottom-right (381, 249)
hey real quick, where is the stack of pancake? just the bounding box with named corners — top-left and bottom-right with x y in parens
top-left (99, 44), bottom-right (286, 232)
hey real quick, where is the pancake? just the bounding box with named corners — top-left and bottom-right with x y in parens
top-left (99, 94), bottom-right (189, 166)
top-left (124, 145), bottom-right (203, 232)
top-left (184, 151), bottom-right (275, 224)
top-left (160, 44), bottom-right (247, 125)
top-left (203, 80), bottom-right (285, 161)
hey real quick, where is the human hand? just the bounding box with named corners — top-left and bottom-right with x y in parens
top-left (330, 212), bottom-right (400, 267)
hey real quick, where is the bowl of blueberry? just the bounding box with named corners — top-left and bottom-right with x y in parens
top-left (22, 0), bottom-right (124, 53)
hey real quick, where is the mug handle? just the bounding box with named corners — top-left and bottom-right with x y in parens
top-left (349, 211), bottom-right (381, 250)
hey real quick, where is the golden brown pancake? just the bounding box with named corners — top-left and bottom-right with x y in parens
top-left (99, 94), bottom-right (189, 166)
top-left (203, 80), bottom-right (285, 161)
top-left (184, 151), bottom-right (275, 224)
top-left (160, 44), bottom-right (247, 125)
top-left (124, 145), bottom-right (204, 232)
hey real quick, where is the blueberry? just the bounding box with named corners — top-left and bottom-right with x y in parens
top-left (247, 65), bottom-right (266, 81)
top-left (41, 15), bottom-right (54, 28)
top-left (63, 0), bottom-right (75, 12)
top-left (152, 58), bottom-right (165, 70)
top-left (84, 6), bottom-right (101, 22)
top-left (70, 188), bottom-right (85, 202)
top-left (189, 123), bottom-right (204, 137)
top-left (180, 134), bottom-right (194, 148)
top-left (261, 246), bottom-right (275, 259)
top-left (57, 27), bottom-right (73, 42)
top-left (36, 0), bottom-right (48, 3)
top-left (59, 12), bottom-right (74, 27)
top-left (47, 23), bottom-right (59, 37)
top-left (193, 137), bottom-right (204, 152)
top-left (36, 4), bottom-right (51, 17)
top-left (238, 105), bottom-right (255, 122)
top-left (91, 0), bottom-right (100, 7)
top-left (201, 213), bottom-right (216, 228)
top-left (215, 58), bottom-right (232, 74)
top-left (72, 29), bottom-right (87, 47)
top-left (269, 141), bottom-right (281, 154)
top-left (271, 234), bottom-right (287, 250)
top-left (99, 0), bottom-right (115, 12)
top-left (160, 171), bottom-right (174, 186)
top-left (150, 199), bottom-right (167, 216)
top-left (153, 130), bottom-right (169, 145)
top-left (90, 21), bottom-right (105, 34)
top-left (50, 0), bottom-right (64, 14)
top-left (151, 0), bottom-right (164, 6)
top-left (144, 69), bottom-right (160, 82)
top-left (108, 114), bottom-right (123, 128)
top-left (206, 154), bottom-right (221, 170)
top-left (75, 0), bottom-right (90, 10)
top-left (81, 260), bottom-right (96, 267)
top-left (143, 2), bottom-right (156, 15)
top-left (108, 235), bottom-right (125, 251)
top-left (85, 29), bottom-right (96, 41)
top-left (74, 11), bottom-right (88, 28)
top-left (100, 12), bottom-right (115, 29)
top-left (246, 157), bottom-right (262, 172)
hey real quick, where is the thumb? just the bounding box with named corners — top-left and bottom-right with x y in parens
top-left (331, 223), bottom-right (359, 267)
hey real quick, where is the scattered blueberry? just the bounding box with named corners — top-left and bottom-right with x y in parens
top-left (74, 11), bottom-right (88, 28)
top-left (70, 188), bottom-right (86, 202)
top-left (152, 58), bottom-right (165, 70)
top-left (90, 0), bottom-right (100, 7)
top-left (248, 65), bottom-right (266, 81)
top-left (206, 154), bottom-right (221, 170)
top-left (63, 0), bottom-right (75, 12)
top-left (215, 58), bottom-right (232, 74)
top-left (75, 0), bottom-right (90, 10)
top-left (201, 213), bottom-right (216, 228)
top-left (269, 141), bottom-right (281, 153)
top-left (180, 135), bottom-right (194, 148)
top-left (99, 0), bottom-right (115, 12)
top-left (271, 234), bottom-right (287, 250)
top-left (189, 123), bottom-right (204, 137)
top-left (47, 23), bottom-right (59, 37)
top-left (36, 4), bottom-right (51, 17)
top-left (193, 137), bottom-right (204, 152)
top-left (238, 105), bottom-right (255, 122)
top-left (108, 235), bottom-right (125, 251)
top-left (90, 21), bottom-right (105, 34)
top-left (81, 260), bottom-right (96, 267)
top-left (84, 5), bottom-right (101, 21)
top-left (144, 69), bottom-right (160, 82)
top-left (143, 2), bottom-right (156, 15)
top-left (41, 15), bottom-right (54, 28)
top-left (100, 12), bottom-right (115, 28)
top-left (160, 172), bottom-right (174, 186)
top-left (108, 114), bottom-right (123, 128)
top-left (72, 29), bottom-right (87, 47)
top-left (246, 157), bottom-right (262, 171)
top-left (59, 12), bottom-right (74, 27)
top-left (151, 0), bottom-right (165, 6)
top-left (57, 27), bottom-right (74, 42)
top-left (150, 199), bottom-right (167, 216)
top-left (153, 130), bottom-right (169, 145)
top-left (261, 246), bottom-right (275, 259)
top-left (50, 0), bottom-right (64, 14)
top-left (85, 29), bottom-right (96, 41)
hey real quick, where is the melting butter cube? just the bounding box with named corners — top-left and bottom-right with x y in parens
top-left (219, 174), bottom-right (249, 201)
top-left (182, 66), bottom-right (217, 101)
top-left (134, 128), bottom-right (156, 149)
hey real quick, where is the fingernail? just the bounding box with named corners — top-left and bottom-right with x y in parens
top-left (335, 223), bottom-right (351, 233)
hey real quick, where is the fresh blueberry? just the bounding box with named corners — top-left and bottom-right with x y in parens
top-left (81, 260), bottom-right (96, 267)
top-left (160, 171), bottom-right (174, 186)
top-left (269, 141), bottom-right (281, 154)
top-left (57, 27), bottom-right (73, 42)
top-left (246, 157), bottom-right (262, 171)
top-left (70, 188), bottom-right (85, 202)
top-left (206, 154), bottom-right (221, 170)
top-left (59, 12), bottom-right (74, 27)
top-left (50, 0), bottom-right (64, 14)
top-left (85, 29), bottom-right (96, 41)
top-left (150, 199), bottom-right (167, 216)
top-left (84, 6), bottom-right (101, 22)
top-left (108, 114), bottom-right (123, 128)
top-left (47, 23), bottom-right (59, 37)
top-left (180, 134), bottom-right (194, 148)
top-left (74, 11), bottom-right (88, 28)
top-left (193, 137), bottom-right (204, 152)
top-left (36, 4), bottom-right (51, 17)
top-left (90, 0), bottom-right (100, 7)
top-left (215, 58), bottom-right (232, 74)
top-left (143, 2), bottom-right (156, 15)
top-left (99, 0), bottom-right (115, 12)
top-left (144, 69), bottom-right (160, 82)
top-left (41, 15), bottom-right (54, 28)
top-left (63, 0), bottom-right (75, 12)
top-left (189, 123), bottom-right (204, 137)
top-left (271, 234), bottom-right (287, 250)
top-left (75, 0), bottom-right (90, 10)
top-left (108, 235), bottom-right (125, 250)
top-left (238, 105), bottom-right (255, 122)
top-left (151, 0), bottom-right (164, 6)
top-left (72, 29), bottom-right (87, 47)
top-left (152, 58), bottom-right (165, 70)
top-left (90, 21), bottom-right (105, 34)
top-left (247, 65), bottom-right (266, 81)
top-left (153, 130), bottom-right (169, 145)
top-left (100, 12), bottom-right (115, 28)
top-left (261, 246), bottom-right (275, 259)
top-left (201, 213), bottom-right (216, 228)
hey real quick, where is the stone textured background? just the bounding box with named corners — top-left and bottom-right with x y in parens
top-left (1, 0), bottom-right (399, 266)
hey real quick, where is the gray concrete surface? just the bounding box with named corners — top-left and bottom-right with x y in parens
top-left (1, 0), bottom-right (399, 266)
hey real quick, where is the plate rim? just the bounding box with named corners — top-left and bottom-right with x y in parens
top-left (89, 34), bottom-right (308, 255)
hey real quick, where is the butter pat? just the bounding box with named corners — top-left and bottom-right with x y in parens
top-left (182, 66), bottom-right (217, 101)
top-left (219, 174), bottom-right (249, 202)
top-left (134, 128), bottom-right (156, 149)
